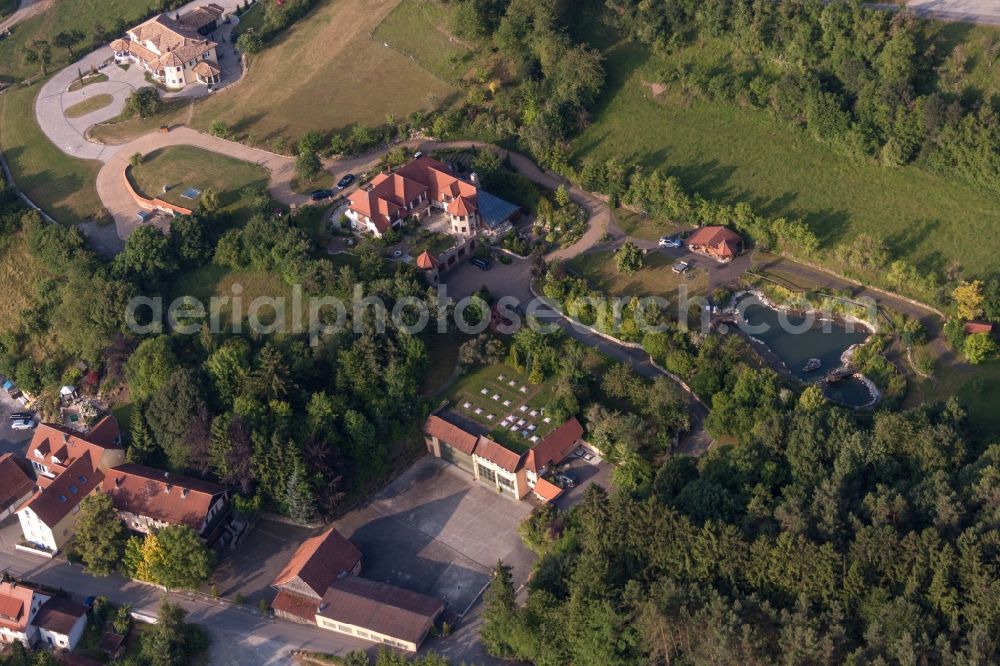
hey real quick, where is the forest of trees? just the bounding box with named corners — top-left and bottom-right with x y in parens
top-left (0, 179), bottom-right (442, 523)
top-left (484, 369), bottom-right (1000, 664)
top-left (605, 0), bottom-right (1000, 196)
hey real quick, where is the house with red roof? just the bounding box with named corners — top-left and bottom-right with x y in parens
top-left (0, 581), bottom-right (88, 650)
top-left (424, 411), bottom-right (584, 502)
top-left (110, 5), bottom-right (225, 89)
top-left (16, 417), bottom-right (126, 553)
top-left (346, 156), bottom-right (520, 239)
top-left (0, 453), bottom-right (34, 522)
top-left (686, 225), bottom-right (743, 262)
top-left (101, 464), bottom-right (234, 546)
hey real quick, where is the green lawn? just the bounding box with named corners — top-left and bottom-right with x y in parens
top-left (615, 208), bottom-right (685, 243)
top-left (905, 359), bottom-right (1000, 440)
top-left (64, 93), bottom-right (113, 118)
top-left (88, 99), bottom-right (190, 145)
top-left (192, 0), bottom-right (457, 146)
top-left (573, 23), bottom-right (1000, 278)
top-left (567, 249), bottom-right (709, 302)
top-left (67, 72), bottom-right (109, 92)
top-left (0, 232), bottom-right (50, 334)
top-left (170, 265), bottom-right (298, 333)
top-left (0, 83), bottom-right (105, 224)
top-left (373, 0), bottom-right (472, 82)
top-left (445, 363), bottom-right (561, 453)
top-left (129, 146), bottom-right (268, 217)
top-left (0, 0), bottom-right (152, 81)
top-left (411, 230), bottom-right (455, 258)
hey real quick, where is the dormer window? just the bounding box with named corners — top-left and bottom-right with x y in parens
top-left (69, 485), bottom-right (78, 494)
top-left (78, 474), bottom-right (87, 483)
top-left (57, 495), bottom-right (68, 503)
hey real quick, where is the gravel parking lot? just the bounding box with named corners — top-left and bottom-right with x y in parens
top-left (335, 456), bottom-right (535, 616)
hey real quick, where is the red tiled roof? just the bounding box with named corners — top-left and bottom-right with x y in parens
top-left (272, 528), bottom-right (362, 598)
top-left (85, 416), bottom-right (121, 448)
top-left (424, 414), bottom-right (479, 455)
top-left (271, 590), bottom-right (319, 621)
top-left (965, 321), bottom-right (994, 334)
top-left (102, 463), bottom-right (226, 531)
top-left (0, 582), bottom-right (36, 632)
top-left (18, 455), bottom-right (103, 528)
top-left (349, 157), bottom-right (477, 234)
top-left (317, 577), bottom-right (442, 645)
top-left (26, 419), bottom-right (122, 487)
top-left (533, 477), bottom-right (563, 503)
top-left (0, 454), bottom-right (34, 514)
top-left (686, 226), bottom-right (742, 251)
top-left (447, 195), bottom-right (477, 216)
top-left (525, 417), bottom-right (583, 474)
top-left (473, 437), bottom-right (523, 473)
top-left (415, 251), bottom-right (439, 270)
top-left (33, 597), bottom-right (86, 635)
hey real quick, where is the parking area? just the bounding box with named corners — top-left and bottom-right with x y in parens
top-left (0, 393), bottom-right (34, 457)
top-left (554, 448), bottom-right (614, 510)
top-left (334, 456), bottom-right (535, 616)
top-left (210, 518), bottom-right (316, 604)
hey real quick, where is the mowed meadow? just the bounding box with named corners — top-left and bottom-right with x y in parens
top-left (191, 0), bottom-right (461, 145)
top-left (572, 16), bottom-right (1000, 278)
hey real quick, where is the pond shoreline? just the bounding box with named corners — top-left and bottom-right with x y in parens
top-left (717, 290), bottom-right (881, 409)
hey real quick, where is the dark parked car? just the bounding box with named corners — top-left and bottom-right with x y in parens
top-left (336, 174), bottom-right (356, 190)
top-left (470, 256), bottom-right (491, 271)
top-left (310, 189), bottom-right (335, 201)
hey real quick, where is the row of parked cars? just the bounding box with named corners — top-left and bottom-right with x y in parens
top-left (1, 378), bottom-right (37, 431)
top-left (310, 174), bottom-right (357, 202)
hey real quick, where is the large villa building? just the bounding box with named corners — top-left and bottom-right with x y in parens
top-left (110, 4), bottom-right (225, 90)
top-left (346, 156), bottom-right (520, 239)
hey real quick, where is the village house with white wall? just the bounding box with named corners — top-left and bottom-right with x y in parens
top-left (0, 582), bottom-right (88, 651)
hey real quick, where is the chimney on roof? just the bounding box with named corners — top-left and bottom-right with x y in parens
top-left (115, 476), bottom-right (123, 488)
top-left (62, 434), bottom-right (69, 444)
top-left (181, 488), bottom-right (189, 498)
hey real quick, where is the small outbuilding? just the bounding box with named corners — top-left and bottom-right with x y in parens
top-left (686, 226), bottom-right (743, 262)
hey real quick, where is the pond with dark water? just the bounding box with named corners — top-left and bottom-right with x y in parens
top-left (733, 294), bottom-right (875, 407)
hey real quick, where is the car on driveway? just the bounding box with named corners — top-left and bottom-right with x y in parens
top-left (11, 419), bottom-right (35, 431)
top-left (310, 189), bottom-right (335, 201)
top-left (672, 261), bottom-right (690, 274)
top-left (336, 174), bottom-right (356, 190)
top-left (659, 236), bottom-right (682, 248)
top-left (470, 256), bottom-right (491, 271)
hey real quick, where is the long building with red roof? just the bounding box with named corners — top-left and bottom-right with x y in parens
top-left (423, 410), bottom-right (584, 502)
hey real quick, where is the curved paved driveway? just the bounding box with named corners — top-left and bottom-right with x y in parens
top-left (97, 126), bottom-right (307, 237)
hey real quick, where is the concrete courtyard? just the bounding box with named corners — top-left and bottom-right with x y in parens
top-left (334, 456), bottom-right (535, 617)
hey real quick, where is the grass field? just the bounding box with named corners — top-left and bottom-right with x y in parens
top-left (0, 0), bottom-right (151, 81)
top-left (567, 249), bottom-right (709, 303)
top-left (905, 359), bottom-right (1000, 439)
top-left (88, 100), bottom-right (190, 145)
top-left (373, 0), bottom-right (472, 82)
top-left (615, 208), bottom-right (685, 243)
top-left (129, 146), bottom-right (268, 215)
top-left (573, 20), bottom-right (1000, 278)
top-left (64, 93), bottom-right (113, 118)
top-left (170, 265), bottom-right (298, 333)
top-left (192, 0), bottom-right (457, 145)
top-left (0, 233), bottom-right (49, 335)
top-left (445, 363), bottom-right (560, 453)
top-left (0, 83), bottom-right (104, 224)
